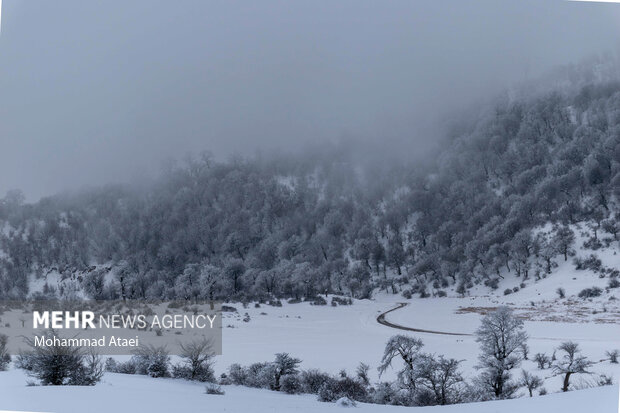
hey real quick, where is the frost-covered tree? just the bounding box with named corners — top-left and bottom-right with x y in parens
top-left (552, 226), bottom-right (575, 261)
top-left (414, 354), bottom-right (464, 405)
top-left (378, 335), bottom-right (424, 392)
top-left (474, 306), bottom-right (528, 399)
top-left (273, 353), bottom-right (301, 391)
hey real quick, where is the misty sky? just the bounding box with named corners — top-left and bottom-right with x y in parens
top-left (1, 0), bottom-right (619, 200)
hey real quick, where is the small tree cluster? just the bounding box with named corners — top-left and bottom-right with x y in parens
top-left (378, 335), bottom-right (464, 406)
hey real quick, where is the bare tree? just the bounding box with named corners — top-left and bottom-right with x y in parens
top-left (177, 338), bottom-right (215, 382)
top-left (519, 369), bottom-right (542, 397)
top-left (552, 341), bottom-right (592, 392)
top-left (533, 353), bottom-right (549, 369)
top-left (605, 349), bottom-right (619, 364)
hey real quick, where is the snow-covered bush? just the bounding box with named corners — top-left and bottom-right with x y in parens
top-left (280, 374), bottom-right (303, 394)
top-left (205, 382), bottom-right (225, 395)
top-left (578, 287), bottom-right (603, 299)
top-left (300, 369), bottom-right (332, 394)
top-left (335, 397), bottom-right (356, 407)
top-left (224, 363), bottom-right (246, 385)
top-left (573, 255), bottom-right (602, 272)
top-left (534, 353), bottom-right (550, 369)
top-left (0, 334), bottom-right (11, 371)
top-left (131, 345), bottom-right (170, 378)
top-left (18, 330), bottom-right (103, 386)
top-left (172, 339), bottom-right (215, 382)
top-left (606, 349), bottom-right (619, 364)
top-left (317, 375), bottom-right (368, 402)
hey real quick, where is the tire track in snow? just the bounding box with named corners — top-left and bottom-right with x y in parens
top-left (376, 302), bottom-right (472, 336)
top-left (376, 302), bottom-right (612, 343)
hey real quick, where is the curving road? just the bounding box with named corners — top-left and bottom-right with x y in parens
top-left (376, 302), bottom-right (472, 336)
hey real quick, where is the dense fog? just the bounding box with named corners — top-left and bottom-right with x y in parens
top-left (0, 0), bottom-right (619, 199)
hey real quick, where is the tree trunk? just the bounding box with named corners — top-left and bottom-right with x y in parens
top-left (562, 372), bottom-right (572, 392)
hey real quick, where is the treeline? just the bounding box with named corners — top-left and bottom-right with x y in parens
top-left (2, 63), bottom-right (620, 301)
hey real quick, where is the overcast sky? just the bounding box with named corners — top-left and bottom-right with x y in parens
top-left (0, 0), bottom-right (619, 200)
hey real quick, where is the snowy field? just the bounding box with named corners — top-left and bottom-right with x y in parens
top-left (0, 369), bottom-right (617, 413)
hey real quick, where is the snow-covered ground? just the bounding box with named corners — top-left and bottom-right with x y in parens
top-left (4, 225), bottom-right (620, 411)
top-left (0, 369), bottom-right (617, 413)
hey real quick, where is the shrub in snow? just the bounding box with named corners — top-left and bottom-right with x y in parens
top-left (608, 278), bottom-right (620, 289)
top-left (598, 374), bottom-right (613, 386)
top-left (534, 353), bottom-right (550, 369)
top-left (503, 289), bottom-right (512, 296)
top-left (573, 254), bottom-right (602, 272)
top-left (355, 363), bottom-right (370, 386)
top-left (300, 369), bottom-right (332, 394)
top-left (310, 296), bottom-right (327, 306)
top-left (18, 330), bottom-right (103, 386)
top-left (401, 289), bottom-right (412, 299)
top-left (172, 339), bottom-right (215, 382)
top-left (578, 287), bottom-right (603, 299)
top-left (436, 290), bottom-right (447, 297)
top-left (104, 357), bottom-right (117, 372)
top-left (0, 334), bottom-right (11, 371)
top-left (131, 345), bottom-right (171, 378)
top-left (520, 343), bottom-right (529, 360)
top-left (335, 397), bottom-right (356, 407)
top-left (226, 364), bottom-right (247, 385)
top-left (226, 353), bottom-right (302, 391)
top-left (606, 349), bottom-right (619, 364)
top-left (414, 389), bottom-right (437, 406)
top-left (242, 362), bottom-right (273, 388)
top-left (519, 370), bottom-right (542, 397)
top-left (332, 296), bottom-right (352, 306)
top-left (112, 359), bottom-right (138, 375)
top-left (484, 278), bottom-right (499, 290)
top-left (318, 376), bottom-right (368, 402)
top-left (280, 374), bottom-right (302, 394)
top-left (556, 288), bottom-right (566, 299)
top-left (372, 382), bottom-right (398, 405)
top-left (583, 237), bottom-right (603, 250)
top-left (205, 382), bottom-right (225, 395)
